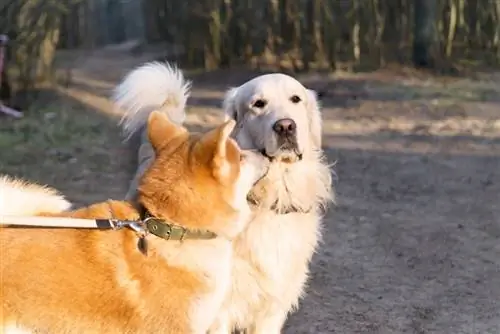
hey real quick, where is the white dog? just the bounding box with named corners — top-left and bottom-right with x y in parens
top-left (115, 62), bottom-right (334, 333)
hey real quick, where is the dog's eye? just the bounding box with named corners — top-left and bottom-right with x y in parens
top-left (290, 95), bottom-right (301, 104)
top-left (252, 99), bottom-right (267, 108)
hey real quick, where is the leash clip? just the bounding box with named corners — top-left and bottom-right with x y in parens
top-left (109, 220), bottom-right (147, 234)
top-left (108, 219), bottom-right (149, 256)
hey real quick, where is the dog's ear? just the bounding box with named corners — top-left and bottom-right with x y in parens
top-left (147, 110), bottom-right (187, 153)
top-left (222, 87), bottom-right (239, 122)
top-left (213, 119), bottom-right (236, 159)
top-left (306, 89), bottom-right (322, 149)
top-left (198, 120), bottom-right (238, 181)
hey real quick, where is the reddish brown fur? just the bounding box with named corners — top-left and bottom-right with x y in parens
top-left (0, 111), bottom-right (243, 333)
top-left (140, 112), bottom-right (242, 237)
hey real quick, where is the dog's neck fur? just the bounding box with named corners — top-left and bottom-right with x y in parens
top-left (248, 149), bottom-right (333, 214)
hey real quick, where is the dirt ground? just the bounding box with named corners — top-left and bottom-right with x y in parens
top-left (1, 47), bottom-right (499, 333)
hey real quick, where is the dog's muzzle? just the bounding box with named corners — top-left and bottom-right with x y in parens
top-left (261, 118), bottom-right (302, 163)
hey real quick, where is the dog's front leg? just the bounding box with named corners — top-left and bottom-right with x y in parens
top-left (208, 313), bottom-right (231, 334)
top-left (248, 309), bottom-right (288, 334)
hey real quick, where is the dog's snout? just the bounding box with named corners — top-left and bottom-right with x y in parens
top-left (272, 118), bottom-right (296, 137)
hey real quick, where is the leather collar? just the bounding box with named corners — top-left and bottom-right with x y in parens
top-left (135, 203), bottom-right (218, 241)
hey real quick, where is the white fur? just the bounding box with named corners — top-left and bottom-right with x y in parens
top-left (150, 237), bottom-right (233, 333)
top-left (115, 63), bottom-right (334, 333)
top-left (212, 73), bottom-right (334, 333)
top-left (0, 176), bottom-right (71, 217)
top-left (187, 242), bottom-right (232, 334)
top-left (113, 62), bottom-right (191, 140)
top-left (2, 324), bottom-right (33, 334)
top-left (226, 150), bottom-right (269, 239)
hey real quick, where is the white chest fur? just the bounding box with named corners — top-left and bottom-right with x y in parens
top-left (156, 239), bottom-right (233, 333)
top-left (226, 210), bottom-right (321, 329)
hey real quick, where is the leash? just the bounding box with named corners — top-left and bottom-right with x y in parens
top-left (0, 191), bottom-right (220, 259)
top-left (0, 215), bottom-right (143, 231)
top-left (1, 214), bottom-right (217, 256)
top-left (0, 214), bottom-right (218, 241)
top-left (1, 215), bottom-right (149, 254)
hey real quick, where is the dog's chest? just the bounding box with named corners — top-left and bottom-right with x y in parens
top-left (156, 240), bottom-right (233, 332)
top-left (235, 211), bottom-right (320, 296)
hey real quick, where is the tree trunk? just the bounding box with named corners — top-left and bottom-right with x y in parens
top-left (311, 0), bottom-right (325, 68)
top-left (492, 0), bottom-right (500, 60)
top-left (36, 14), bottom-right (60, 81)
top-left (263, 0), bottom-right (279, 58)
top-left (142, 0), bottom-right (161, 43)
top-left (279, 0), bottom-right (301, 71)
top-left (347, 0), bottom-right (362, 64)
top-left (413, 0), bottom-right (437, 68)
top-left (303, 0), bottom-right (324, 70)
top-left (323, 0), bottom-right (337, 70)
top-left (204, 2), bottom-right (222, 70)
top-left (445, 0), bottom-right (458, 58)
top-left (219, 0), bottom-right (233, 67)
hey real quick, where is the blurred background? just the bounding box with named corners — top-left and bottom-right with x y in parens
top-left (1, 1), bottom-right (499, 333)
top-left (2, 0), bottom-right (500, 88)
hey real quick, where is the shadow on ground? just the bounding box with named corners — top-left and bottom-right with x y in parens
top-left (285, 131), bottom-right (500, 334)
top-left (63, 58), bottom-right (500, 128)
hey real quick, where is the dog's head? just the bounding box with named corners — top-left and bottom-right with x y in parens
top-left (138, 111), bottom-right (269, 239)
top-left (223, 73), bottom-right (322, 164)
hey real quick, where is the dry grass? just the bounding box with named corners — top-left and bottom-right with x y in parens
top-left (0, 88), bottom-right (132, 206)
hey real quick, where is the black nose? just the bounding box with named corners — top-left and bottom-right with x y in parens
top-left (272, 118), bottom-right (296, 137)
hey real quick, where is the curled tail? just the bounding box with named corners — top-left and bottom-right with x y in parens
top-left (0, 176), bottom-right (71, 216)
top-left (113, 62), bottom-right (191, 140)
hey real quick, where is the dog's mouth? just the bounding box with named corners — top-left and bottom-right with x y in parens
top-left (260, 148), bottom-right (303, 164)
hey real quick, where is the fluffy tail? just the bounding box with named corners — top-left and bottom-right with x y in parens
top-left (113, 62), bottom-right (191, 140)
top-left (0, 176), bottom-right (71, 216)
